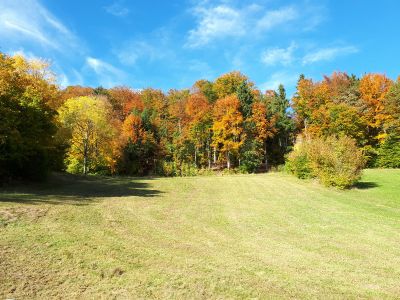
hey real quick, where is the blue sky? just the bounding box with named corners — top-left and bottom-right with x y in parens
top-left (1, 0), bottom-right (399, 95)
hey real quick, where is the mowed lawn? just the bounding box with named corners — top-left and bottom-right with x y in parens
top-left (0, 170), bottom-right (399, 299)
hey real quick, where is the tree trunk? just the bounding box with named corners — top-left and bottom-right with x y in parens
top-left (207, 144), bottom-right (211, 169)
top-left (227, 152), bottom-right (230, 170)
top-left (213, 147), bottom-right (217, 164)
top-left (194, 147), bottom-right (197, 166)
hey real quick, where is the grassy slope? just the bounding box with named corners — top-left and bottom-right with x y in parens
top-left (0, 169), bottom-right (399, 299)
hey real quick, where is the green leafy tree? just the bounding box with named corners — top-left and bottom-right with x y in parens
top-left (265, 85), bottom-right (295, 165)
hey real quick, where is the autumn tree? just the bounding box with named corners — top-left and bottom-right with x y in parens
top-left (212, 95), bottom-right (244, 169)
top-left (192, 79), bottom-right (217, 103)
top-left (249, 101), bottom-right (277, 171)
top-left (185, 93), bottom-right (212, 167)
top-left (213, 71), bottom-right (251, 98)
top-left (58, 96), bottom-right (117, 174)
top-left (0, 53), bottom-right (58, 180)
top-left (60, 86), bottom-right (94, 108)
top-left (359, 73), bottom-right (393, 143)
top-left (375, 80), bottom-right (400, 168)
top-left (383, 80), bottom-right (400, 134)
top-left (109, 86), bottom-right (142, 121)
top-left (118, 112), bottom-right (158, 175)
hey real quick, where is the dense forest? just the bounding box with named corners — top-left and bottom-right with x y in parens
top-left (1, 52), bottom-right (399, 183)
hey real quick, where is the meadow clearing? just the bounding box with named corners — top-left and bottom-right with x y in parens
top-left (1, 169), bottom-right (399, 299)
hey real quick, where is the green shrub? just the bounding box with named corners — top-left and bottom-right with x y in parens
top-left (285, 142), bottom-right (313, 179)
top-left (222, 168), bottom-right (239, 175)
top-left (239, 149), bottom-right (263, 173)
top-left (179, 163), bottom-right (198, 176)
top-left (154, 161), bottom-right (177, 177)
top-left (307, 136), bottom-right (365, 188)
top-left (375, 134), bottom-right (400, 168)
top-left (197, 168), bottom-right (215, 176)
top-left (286, 135), bottom-right (365, 188)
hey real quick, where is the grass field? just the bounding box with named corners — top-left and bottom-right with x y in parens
top-left (1, 169), bottom-right (399, 299)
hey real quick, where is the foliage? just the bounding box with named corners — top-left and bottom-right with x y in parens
top-left (2, 50), bottom-right (400, 180)
top-left (265, 85), bottom-right (293, 166)
top-left (285, 140), bottom-right (313, 179)
top-left (287, 135), bottom-right (365, 188)
top-left (212, 95), bottom-right (244, 169)
top-left (238, 141), bottom-right (264, 173)
top-left (307, 136), bottom-right (365, 188)
top-left (58, 96), bottom-right (117, 175)
top-left (375, 134), bottom-right (400, 168)
top-left (213, 71), bottom-right (250, 98)
top-left (0, 53), bottom-right (57, 181)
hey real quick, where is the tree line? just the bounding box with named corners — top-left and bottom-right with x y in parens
top-left (1, 52), bottom-right (399, 182)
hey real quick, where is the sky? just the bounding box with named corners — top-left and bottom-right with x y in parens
top-left (1, 0), bottom-right (399, 95)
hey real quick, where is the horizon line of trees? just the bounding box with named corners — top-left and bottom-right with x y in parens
top-left (1, 52), bottom-right (399, 182)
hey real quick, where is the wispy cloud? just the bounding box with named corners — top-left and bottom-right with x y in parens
top-left (302, 46), bottom-right (359, 65)
top-left (256, 6), bottom-right (298, 31)
top-left (10, 49), bottom-right (40, 60)
top-left (86, 57), bottom-right (125, 87)
top-left (185, 1), bottom-right (324, 48)
top-left (104, 1), bottom-right (130, 17)
top-left (116, 40), bottom-right (166, 65)
top-left (261, 42), bottom-right (297, 66)
top-left (0, 0), bottom-right (79, 52)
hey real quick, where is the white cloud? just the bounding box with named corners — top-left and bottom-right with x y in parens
top-left (104, 2), bottom-right (130, 17)
top-left (86, 57), bottom-right (125, 87)
top-left (0, 0), bottom-right (79, 52)
top-left (186, 4), bottom-right (246, 48)
top-left (185, 1), bottom-right (328, 48)
top-left (58, 73), bottom-right (70, 88)
top-left (256, 6), bottom-right (298, 31)
top-left (261, 42), bottom-right (297, 66)
top-left (302, 46), bottom-right (358, 65)
top-left (260, 71), bottom-right (299, 91)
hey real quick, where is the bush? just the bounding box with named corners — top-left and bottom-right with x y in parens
top-left (157, 161), bottom-right (176, 177)
top-left (156, 161), bottom-right (198, 177)
top-left (375, 134), bottom-right (400, 168)
top-left (197, 168), bottom-right (215, 176)
top-left (285, 142), bottom-right (313, 179)
top-left (179, 163), bottom-right (198, 176)
top-left (286, 135), bottom-right (365, 188)
top-left (308, 136), bottom-right (365, 188)
top-left (239, 149), bottom-right (264, 173)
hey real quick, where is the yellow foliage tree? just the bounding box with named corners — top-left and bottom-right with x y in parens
top-left (58, 96), bottom-right (117, 174)
top-left (359, 73), bottom-right (393, 141)
top-left (212, 95), bottom-right (244, 169)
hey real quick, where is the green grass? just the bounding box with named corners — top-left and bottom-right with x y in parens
top-left (1, 169), bottom-right (399, 299)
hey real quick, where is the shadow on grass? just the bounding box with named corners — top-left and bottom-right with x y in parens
top-left (0, 172), bottom-right (163, 206)
top-left (354, 181), bottom-right (380, 190)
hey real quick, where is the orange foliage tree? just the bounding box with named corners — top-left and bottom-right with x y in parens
top-left (212, 95), bottom-right (244, 169)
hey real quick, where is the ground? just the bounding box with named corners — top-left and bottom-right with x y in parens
top-left (0, 169), bottom-right (399, 299)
